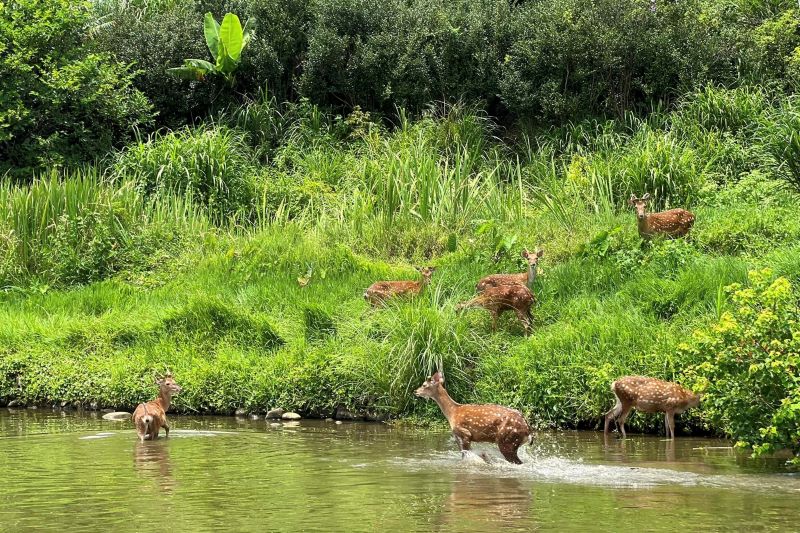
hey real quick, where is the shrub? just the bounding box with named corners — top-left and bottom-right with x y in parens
top-left (0, 0), bottom-right (153, 174)
top-left (112, 126), bottom-right (256, 218)
top-left (683, 270), bottom-right (800, 463)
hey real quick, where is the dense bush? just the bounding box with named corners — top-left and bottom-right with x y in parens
top-left (684, 270), bottom-right (800, 463)
top-left (0, 0), bottom-right (153, 175)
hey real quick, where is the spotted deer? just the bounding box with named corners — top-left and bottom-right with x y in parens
top-left (456, 284), bottom-right (534, 335)
top-left (628, 193), bottom-right (695, 239)
top-left (476, 248), bottom-right (543, 293)
top-left (132, 373), bottom-right (182, 442)
top-left (364, 266), bottom-right (436, 307)
top-left (415, 371), bottom-right (532, 464)
top-left (603, 376), bottom-right (701, 439)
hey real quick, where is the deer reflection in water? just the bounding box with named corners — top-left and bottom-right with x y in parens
top-left (133, 440), bottom-right (176, 493)
top-left (434, 474), bottom-right (534, 530)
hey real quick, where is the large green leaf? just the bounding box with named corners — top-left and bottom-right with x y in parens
top-left (242, 17), bottom-right (256, 49)
top-left (203, 12), bottom-right (221, 60)
top-left (167, 58), bottom-right (215, 80)
top-left (219, 13), bottom-right (244, 61)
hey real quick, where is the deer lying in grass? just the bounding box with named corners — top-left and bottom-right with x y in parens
top-left (603, 376), bottom-right (701, 439)
top-left (628, 193), bottom-right (695, 239)
top-left (364, 266), bottom-right (436, 307)
top-left (456, 284), bottom-right (534, 335)
top-left (476, 248), bottom-right (543, 293)
top-left (416, 371), bottom-right (532, 464)
top-left (132, 373), bottom-right (182, 442)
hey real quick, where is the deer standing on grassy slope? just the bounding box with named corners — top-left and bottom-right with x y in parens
top-left (628, 193), bottom-right (695, 239)
top-left (476, 248), bottom-right (544, 294)
top-left (456, 284), bottom-right (534, 335)
top-left (416, 371), bottom-right (532, 464)
top-left (603, 376), bottom-right (701, 439)
top-left (132, 373), bottom-right (182, 442)
top-left (364, 266), bottom-right (436, 307)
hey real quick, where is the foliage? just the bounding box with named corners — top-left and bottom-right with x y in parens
top-left (168, 12), bottom-right (256, 87)
top-left (0, 0), bottom-right (153, 175)
top-left (683, 270), bottom-right (800, 463)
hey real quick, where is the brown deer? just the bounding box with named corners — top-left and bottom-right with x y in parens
top-left (456, 284), bottom-right (534, 335)
top-left (415, 371), bottom-right (532, 464)
top-left (603, 376), bottom-right (701, 439)
top-left (364, 266), bottom-right (436, 307)
top-left (628, 193), bottom-right (695, 239)
top-left (476, 248), bottom-right (543, 293)
top-left (132, 373), bottom-right (182, 442)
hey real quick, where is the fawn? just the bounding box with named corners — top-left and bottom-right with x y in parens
top-left (628, 193), bottom-right (695, 239)
top-left (603, 376), bottom-right (701, 439)
top-left (132, 373), bottom-right (182, 442)
top-left (415, 371), bottom-right (532, 464)
top-left (456, 284), bottom-right (534, 335)
top-left (476, 248), bottom-right (543, 294)
top-left (364, 266), bottom-right (436, 307)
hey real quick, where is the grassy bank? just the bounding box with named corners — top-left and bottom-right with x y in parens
top-left (1, 88), bottom-right (799, 453)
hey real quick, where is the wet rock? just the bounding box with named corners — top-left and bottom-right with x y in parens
top-left (334, 406), bottom-right (363, 420)
top-left (365, 411), bottom-right (388, 422)
top-left (102, 411), bottom-right (132, 421)
top-left (325, 418), bottom-right (334, 422)
top-left (265, 408), bottom-right (285, 419)
top-left (89, 402), bottom-right (99, 411)
top-left (101, 408), bottom-right (114, 413)
top-left (281, 412), bottom-right (301, 421)
top-left (7, 399), bottom-right (20, 408)
top-left (235, 407), bottom-right (247, 417)
top-left (335, 421), bottom-right (343, 425)
top-left (28, 405), bottom-right (38, 410)
top-left (250, 414), bottom-right (261, 420)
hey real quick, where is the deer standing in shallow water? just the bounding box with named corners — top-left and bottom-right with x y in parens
top-left (603, 376), bottom-right (701, 439)
top-left (132, 373), bottom-right (182, 442)
top-left (456, 284), bottom-right (534, 335)
top-left (416, 371), bottom-right (532, 464)
top-left (364, 266), bottom-right (436, 307)
top-left (476, 248), bottom-right (543, 293)
top-left (628, 193), bottom-right (695, 239)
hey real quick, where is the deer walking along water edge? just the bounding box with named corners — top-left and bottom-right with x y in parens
top-left (603, 376), bottom-right (701, 439)
top-left (364, 266), bottom-right (436, 307)
top-left (132, 373), bottom-right (182, 442)
top-left (476, 248), bottom-right (543, 293)
top-left (456, 284), bottom-right (534, 335)
top-left (628, 193), bottom-right (695, 239)
top-left (416, 371), bottom-right (532, 464)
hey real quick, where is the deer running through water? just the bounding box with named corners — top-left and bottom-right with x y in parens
top-left (456, 284), bottom-right (534, 335)
top-left (364, 266), bottom-right (436, 307)
top-left (132, 373), bottom-right (182, 442)
top-left (603, 376), bottom-right (701, 439)
top-left (416, 371), bottom-right (532, 463)
top-left (476, 248), bottom-right (543, 293)
top-left (628, 193), bottom-right (695, 239)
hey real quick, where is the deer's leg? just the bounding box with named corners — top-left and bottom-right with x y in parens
top-left (515, 308), bottom-right (531, 336)
top-left (498, 432), bottom-right (525, 464)
top-left (490, 311), bottom-right (498, 332)
top-left (163, 417), bottom-right (170, 438)
top-left (664, 411), bottom-right (675, 440)
top-left (452, 427), bottom-right (473, 458)
top-left (617, 404), bottom-right (633, 438)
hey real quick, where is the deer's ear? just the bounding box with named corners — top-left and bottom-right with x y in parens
top-left (536, 248), bottom-right (544, 258)
top-left (627, 194), bottom-right (637, 206)
top-left (432, 371), bottom-right (444, 384)
top-left (642, 193), bottom-right (651, 201)
top-left (521, 249), bottom-right (529, 259)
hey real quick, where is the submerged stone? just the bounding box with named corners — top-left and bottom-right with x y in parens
top-left (102, 411), bottom-right (131, 421)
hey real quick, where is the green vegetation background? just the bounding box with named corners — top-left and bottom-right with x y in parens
top-left (1, 0), bottom-right (799, 459)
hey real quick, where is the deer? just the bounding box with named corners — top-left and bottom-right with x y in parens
top-left (456, 284), bottom-right (534, 335)
top-left (415, 371), bottom-right (532, 464)
top-left (628, 193), bottom-right (695, 239)
top-left (603, 376), bottom-right (701, 439)
top-left (132, 373), bottom-right (182, 442)
top-left (476, 248), bottom-right (543, 294)
top-left (364, 266), bottom-right (436, 307)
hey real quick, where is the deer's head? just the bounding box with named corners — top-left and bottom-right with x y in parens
top-left (157, 373), bottom-right (182, 395)
top-left (415, 266), bottom-right (437, 284)
top-left (415, 371), bottom-right (444, 399)
top-left (628, 193), bottom-right (651, 220)
top-left (521, 248), bottom-right (544, 267)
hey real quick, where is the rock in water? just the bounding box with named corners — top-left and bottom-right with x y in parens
top-left (281, 412), bottom-right (301, 420)
top-left (266, 407), bottom-right (285, 419)
top-left (235, 407), bottom-right (247, 417)
top-left (102, 411), bottom-right (131, 421)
